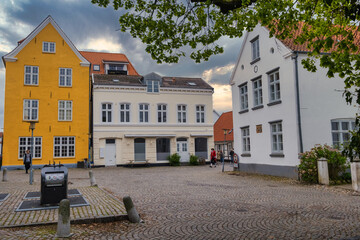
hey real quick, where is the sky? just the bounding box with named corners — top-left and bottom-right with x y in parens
top-left (0, 0), bottom-right (244, 130)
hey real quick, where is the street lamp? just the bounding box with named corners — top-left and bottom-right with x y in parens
top-left (29, 122), bottom-right (36, 185)
top-left (222, 129), bottom-right (229, 172)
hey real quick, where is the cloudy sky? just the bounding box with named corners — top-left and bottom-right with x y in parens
top-left (0, 0), bottom-right (244, 129)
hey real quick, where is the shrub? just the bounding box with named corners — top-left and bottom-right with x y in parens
top-left (298, 144), bottom-right (348, 184)
top-left (168, 153), bottom-right (181, 166)
top-left (189, 155), bottom-right (199, 166)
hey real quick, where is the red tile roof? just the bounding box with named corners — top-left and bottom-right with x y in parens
top-left (80, 51), bottom-right (139, 75)
top-left (269, 22), bottom-right (360, 53)
top-left (213, 111), bottom-right (233, 142)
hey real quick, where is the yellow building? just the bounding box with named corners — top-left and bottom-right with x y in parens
top-left (2, 15), bottom-right (90, 169)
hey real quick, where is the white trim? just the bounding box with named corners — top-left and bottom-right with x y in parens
top-left (94, 123), bottom-right (213, 128)
top-left (2, 15), bottom-right (90, 67)
top-left (53, 136), bottom-right (76, 158)
top-left (157, 103), bottom-right (167, 123)
top-left (42, 41), bottom-right (56, 53)
top-left (58, 100), bottom-right (72, 121)
top-left (177, 104), bottom-right (187, 123)
top-left (59, 68), bottom-right (72, 87)
top-left (125, 134), bottom-right (176, 138)
top-left (23, 99), bottom-right (39, 121)
top-left (138, 103), bottom-right (150, 123)
top-left (24, 65), bottom-right (39, 86)
top-left (18, 136), bottom-right (42, 159)
top-left (119, 102), bottom-right (131, 123)
top-left (190, 134), bottom-right (213, 137)
top-left (101, 102), bottom-right (113, 123)
top-left (195, 104), bottom-right (206, 123)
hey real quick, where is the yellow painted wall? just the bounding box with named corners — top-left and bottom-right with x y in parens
top-left (3, 23), bottom-right (89, 167)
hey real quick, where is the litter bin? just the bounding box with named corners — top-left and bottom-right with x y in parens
top-left (40, 163), bottom-right (68, 205)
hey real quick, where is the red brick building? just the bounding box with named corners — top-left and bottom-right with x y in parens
top-left (213, 111), bottom-right (234, 158)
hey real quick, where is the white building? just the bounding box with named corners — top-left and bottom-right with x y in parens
top-left (230, 24), bottom-right (357, 178)
top-left (92, 72), bottom-right (214, 166)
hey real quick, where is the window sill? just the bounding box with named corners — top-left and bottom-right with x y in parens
top-left (252, 105), bottom-right (264, 111)
top-left (239, 109), bottom-right (249, 114)
top-left (59, 86), bottom-right (72, 88)
top-left (267, 100), bottom-right (282, 107)
top-left (241, 153), bottom-right (251, 157)
top-left (24, 84), bottom-right (39, 87)
top-left (250, 58), bottom-right (261, 65)
top-left (269, 153), bottom-right (285, 158)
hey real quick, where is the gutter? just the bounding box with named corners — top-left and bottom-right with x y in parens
top-left (292, 52), bottom-right (304, 154)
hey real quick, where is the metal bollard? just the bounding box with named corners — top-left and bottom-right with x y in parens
top-left (56, 199), bottom-right (72, 238)
top-left (123, 196), bottom-right (141, 223)
top-left (29, 168), bottom-right (33, 185)
top-left (89, 170), bottom-right (97, 187)
top-left (2, 168), bottom-right (8, 182)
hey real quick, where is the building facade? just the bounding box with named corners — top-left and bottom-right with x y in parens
top-left (231, 24), bottom-right (357, 178)
top-left (213, 111), bottom-right (234, 159)
top-left (2, 16), bottom-right (90, 169)
top-left (92, 72), bottom-right (214, 166)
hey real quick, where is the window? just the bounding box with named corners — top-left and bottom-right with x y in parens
top-left (58, 100), bottom-right (72, 121)
top-left (24, 66), bottom-right (39, 85)
top-left (269, 70), bottom-right (281, 102)
top-left (156, 138), bottom-right (170, 161)
top-left (107, 64), bottom-right (127, 75)
top-left (241, 127), bottom-right (250, 153)
top-left (239, 84), bottom-right (248, 111)
top-left (59, 68), bottom-right (72, 87)
top-left (177, 105), bottom-right (187, 123)
top-left (54, 136), bottom-right (75, 158)
top-left (196, 105), bottom-right (205, 123)
top-left (147, 80), bottom-right (160, 93)
top-left (102, 103), bottom-right (112, 123)
top-left (195, 138), bottom-right (208, 159)
top-left (270, 122), bottom-right (283, 153)
top-left (158, 104), bottom-right (167, 123)
top-left (23, 99), bottom-right (38, 121)
top-left (331, 119), bottom-right (355, 149)
top-left (134, 138), bottom-right (146, 161)
top-left (120, 103), bottom-right (130, 123)
top-left (93, 65), bottom-right (100, 71)
top-left (251, 37), bottom-right (260, 61)
top-left (43, 42), bottom-right (56, 53)
top-left (139, 104), bottom-right (149, 123)
top-left (253, 78), bottom-right (263, 107)
top-left (19, 137), bottom-right (42, 158)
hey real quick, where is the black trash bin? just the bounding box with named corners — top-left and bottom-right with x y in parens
top-left (40, 163), bottom-right (68, 205)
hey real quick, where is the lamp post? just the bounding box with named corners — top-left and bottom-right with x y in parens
top-left (29, 122), bottom-right (36, 185)
top-left (222, 129), bottom-right (229, 172)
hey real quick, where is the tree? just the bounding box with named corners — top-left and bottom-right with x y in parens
top-left (92, 0), bottom-right (360, 158)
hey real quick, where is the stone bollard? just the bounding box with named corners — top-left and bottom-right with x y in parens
top-left (2, 168), bottom-right (8, 182)
top-left (89, 170), bottom-right (97, 187)
top-left (56, 199), bottom-right (72, 238)
top-left (317, 157), bottom-right (329, 185)
top-left (350, 158), bottom-right (360, 191)
top-left (123, 196), bottom-right (141, 223)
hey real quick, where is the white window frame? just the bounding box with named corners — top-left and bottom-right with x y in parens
top-left (270, 121), bottom-right (283, 153)
top-left (157, 104), bottom-right (167, 123)
top-left (24, 66), bottom-right (39, 85)
top-left (268, 70), bottom-right (281, 103)
top-left (18, 137), bottom-right (42, 159)
top-left (331, 119), bottom-right (355, 149)
top-left (139, 103), bottom-right (149, 123)
top-left (120, 103), bottom-right (131, 123)
top-left (58, 100), bottom-right (72, 121)
top-left (252, 78), bottom-right (263, 107)
top-left (196, 105), bottom-right (205, 123)
top-left (177, 104), bottom-right (187, 123)
top-left (251, 37), bottom-right (260, 61)
top-left (42, 41), bottom-right (56, 53)
top-left (101, 103), bottom-right (113, 123)
top-left (53, 136), bottom-right (75, 158)
top-left (239, 84), bottom-right (248, 111)
top-left (241, 127), bottom-right (250, 153)
top-left (147, 80), bottom-right (160, 93)
top-left (23, 99), bottom-right (39, 121)
top-left (93, 65), bottom-right (100, 71)
top-left (59, 68), bottom-right (72, 87)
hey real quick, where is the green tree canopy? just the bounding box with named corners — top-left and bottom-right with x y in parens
top-left (92, 0), bottom-right (360, 158)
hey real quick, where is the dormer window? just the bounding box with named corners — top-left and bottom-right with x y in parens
top-left (43, 42), bottom-right (56, 53)
top-left (93, 65), bottom-right (100, 71)
top-left (107, 64), bottom-right (127, 75)
top-left (147, 80), bottom-right (159, 93)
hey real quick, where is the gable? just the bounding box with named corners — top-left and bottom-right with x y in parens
top-left (2, 15), bottom-right (89, 67)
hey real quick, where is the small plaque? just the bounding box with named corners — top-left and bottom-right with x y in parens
top-left (256, 124), bottom-right (262, 133)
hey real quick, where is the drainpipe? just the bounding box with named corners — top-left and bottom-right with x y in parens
top-left (292, 52), bottom-right (304, 154)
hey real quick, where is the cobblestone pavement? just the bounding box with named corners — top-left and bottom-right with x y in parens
top-left (1, 164), bottom-right (360, 239)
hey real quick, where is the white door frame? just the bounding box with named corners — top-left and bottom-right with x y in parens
top-left (177, 139), bottom-right (189, 162)
top-left (105, 139), bottom-right (116, 166)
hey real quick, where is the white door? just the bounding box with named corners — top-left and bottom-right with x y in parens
top-left (105, 139), bottom-right (116, 166)
top-left (177, 139), bottom-right (189, 162)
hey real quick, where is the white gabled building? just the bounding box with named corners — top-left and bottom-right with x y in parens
top-left (92, 72), bottom-right (214, 166)
top-left (230, 24), bottom-right (357, 178)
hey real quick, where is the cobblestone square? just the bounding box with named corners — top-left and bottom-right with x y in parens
top-left (1, 165), bottom-right (360, 239)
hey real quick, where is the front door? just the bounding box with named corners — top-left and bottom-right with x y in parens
top-left (177, 138), bottom-right (189, 162)
top-left (105, 139), bottom-right (116, 166)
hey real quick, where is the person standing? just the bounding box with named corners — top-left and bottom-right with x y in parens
top-left (210, 148), bottom-right (216, 168)
top-left (229, 148), bottom-right (234, 166)
top-left (23, 149), bottom-right (32, 174)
